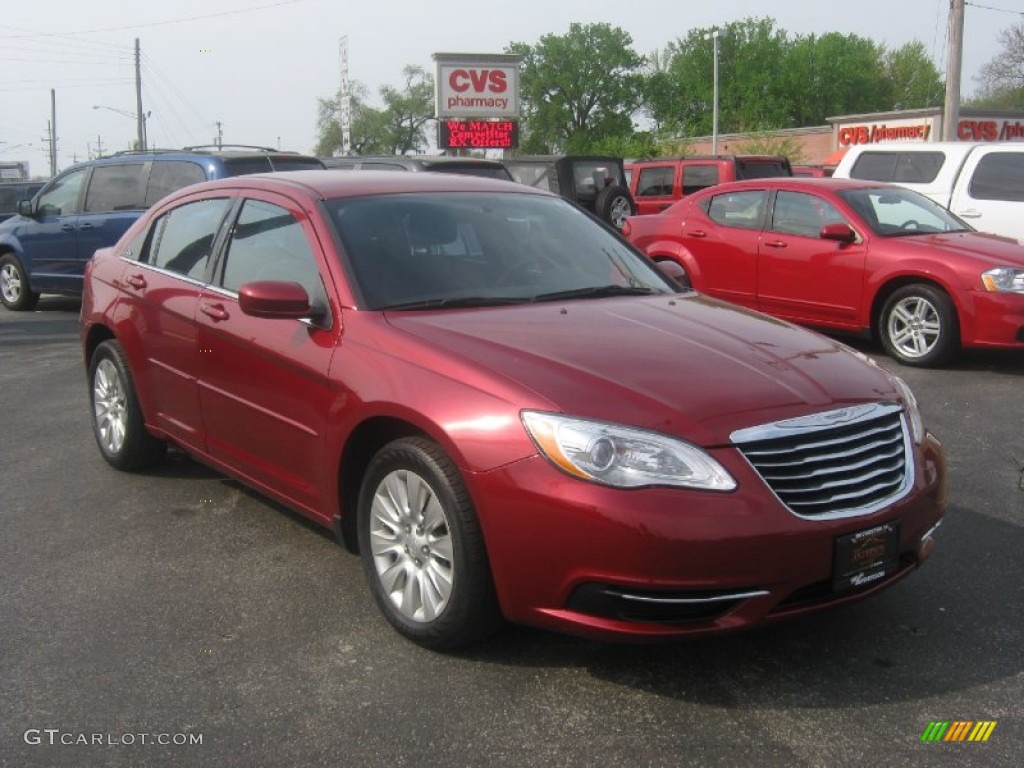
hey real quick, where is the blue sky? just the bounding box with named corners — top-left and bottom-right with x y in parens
top-left (0, 0), bottom-right (1014, 175)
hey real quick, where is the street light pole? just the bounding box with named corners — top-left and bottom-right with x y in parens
top-left (93, 105), bottom-right (149, 151)
top-left (712, 29), bottom-right (721, 155)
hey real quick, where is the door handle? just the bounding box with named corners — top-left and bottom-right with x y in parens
top-left (686, 230), bottom-right (707, 238)
top-left (126, 274), bottom-right (147, 290)
top-left (199, 302), bottom-right (229, 321)
top-left (956, 210), bottom-right (981, 218)
top-left (61, 224), bottom-right (74, 231)
top-left (764, 240), bottom-right (787, 248)
top-left (79, 223), bottom-right (93, 230)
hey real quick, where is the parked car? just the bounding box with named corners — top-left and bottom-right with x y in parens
top-left (792, 164), bottom-right (833, 178)
top-left (628, 155), bottom-right (793, 215)
top-left (321, 154), bottom-right (513, 180)
top-left (623, 177), bottom-right (1024, 367)
top-left (504, 155), bottom-right (635, 230)
top-left (0, 181), bottom-right (45, 223)
top-left (81, 170), bottom-right (945, 649)
top-left (832, 142), bottom-right (1024, 240)
top-left (0, 146), bottom-right (325, 310)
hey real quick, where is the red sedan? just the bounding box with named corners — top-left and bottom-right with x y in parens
top-left (623, 177), bottom-right (1024, 367)
top-left (81, 171), bottom-right (945, 649)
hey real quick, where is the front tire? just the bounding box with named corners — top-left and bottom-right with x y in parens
top-left (879, 284), bottom-right (959, 367)
top-left (89, 340), bottom-right (167, 470)
top-left (0, 254), bottom-right (39, 311)
top-left (357, 438), bottom-right (502, 649)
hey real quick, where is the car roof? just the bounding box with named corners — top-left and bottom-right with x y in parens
top-left (700, 177), bottom-right (892, 193)
top-left (183, 168), bottom-right (548, 200)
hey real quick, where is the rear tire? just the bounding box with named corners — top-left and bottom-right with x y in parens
top-left (89, 340), bottom-right (167, 470)
top-left (0, 254), bottom-right (39, 311)
top-left (879, 284), bottom-right (959, 367)
top-left (357, 437), bottom-right (502, 649)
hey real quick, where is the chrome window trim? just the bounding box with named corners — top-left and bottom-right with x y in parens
top-left (117, 256), bottom-right (208, 289)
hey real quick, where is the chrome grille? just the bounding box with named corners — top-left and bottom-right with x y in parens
top-left (730, 403), bottom-right (912, 519)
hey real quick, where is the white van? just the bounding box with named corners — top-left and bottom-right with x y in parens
top-left (832, 142), bottom-right (1024, 240)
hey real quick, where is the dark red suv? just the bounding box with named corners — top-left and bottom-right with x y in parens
top-left (80, 171), bottom-right (945, 649)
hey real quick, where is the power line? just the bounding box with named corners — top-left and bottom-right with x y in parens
top-left (3, 0), bottom-right (306, 38)
top-left (965, 1), bottom-right (1024, 15)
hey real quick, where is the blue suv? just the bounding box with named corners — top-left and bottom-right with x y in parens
top-left (0, 147), bottom-right (325, 310)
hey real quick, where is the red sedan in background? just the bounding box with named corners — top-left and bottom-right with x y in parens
top-left (623, 178), bottom-right (1024, 367)
top-left (81, 171), bottom-right (945, 649)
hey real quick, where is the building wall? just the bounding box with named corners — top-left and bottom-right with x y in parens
top-left (673, 107), bottom-right (1024, 169)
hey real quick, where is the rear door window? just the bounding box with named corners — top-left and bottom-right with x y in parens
top-left (707, 190), bottom-right (767, 230)
top-left (636, 166), bottom-right (674, 197)
top-left (682, 165), bottom-right (719, 195)
top-left (145, 161), bottom-right (207, 206)
top-left (84, 163), bottom-right (148, 212)
top-left (968, 152), bottom-right (1024, 202)
top-left (849, 152), bottom-right (945, 183)
top-left (144, 198), bottom-right (233, 280)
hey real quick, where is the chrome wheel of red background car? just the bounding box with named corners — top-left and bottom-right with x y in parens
top-left (0, 255), bottom-right (39, 311)
top-left (880, 284), bottom-right (959, 367)
top-left (89, 340), bottom-right (167, 470)
top-left (358, 438), bottom-right (502, 649)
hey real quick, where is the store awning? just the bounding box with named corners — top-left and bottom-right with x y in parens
top-left (823, 147), bottom-right (849, 166)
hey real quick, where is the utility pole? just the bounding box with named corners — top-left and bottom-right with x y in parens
top-left (43, 121), bottom-right (56, 177)
top-left (942, 0), bottom-right (965, 141)
top-left (134, 38), bottom-right (146, 150)
top-left (339, 36), bottom-right (351, 155)
top-left (95, 135), bottom-right (105, 157)
top-left (215, 121), bottom-right (223, 149)
top-left (50, 89), bottom-right (57, 175)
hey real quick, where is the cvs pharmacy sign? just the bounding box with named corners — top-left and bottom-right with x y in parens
top-left (434, 52), bottom-right (521, 119)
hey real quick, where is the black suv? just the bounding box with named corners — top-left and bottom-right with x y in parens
top-left (321, 154), bottom-right (513, 180)
top-left (0, 181), bottom-right (45, 223)
top-left (0, 146), bottom-right (325, 310)
top-left (503, 155), bottom-right (636, 230)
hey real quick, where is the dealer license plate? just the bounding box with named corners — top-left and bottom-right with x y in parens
top-left (833, 521), bottom-right (900, 592)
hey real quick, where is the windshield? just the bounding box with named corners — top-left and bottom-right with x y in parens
top-left (837, 186), bottom-right (970, 237)
top-left (325, 192), bottom-right (675, 310)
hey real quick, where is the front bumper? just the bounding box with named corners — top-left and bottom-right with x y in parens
top-left (471, 432), bottom-right (946, 640)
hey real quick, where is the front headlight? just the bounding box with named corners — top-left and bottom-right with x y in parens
top-left (521, 411), bottom-right (736, 491)
top-left (981, 267), bottom-right (1024, 294)
top-left (890, 375), bottom-right (925, 444)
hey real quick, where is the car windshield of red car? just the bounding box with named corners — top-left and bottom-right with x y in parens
top-left (325, 193), bottom-right (674, 310)
top-left (836, 187), bottom-right (971, 237)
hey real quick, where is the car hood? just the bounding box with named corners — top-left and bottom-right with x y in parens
top-left (892, 230), bottom-right (1024, 267)
top-left (385, 295), bottom-right (899, 446)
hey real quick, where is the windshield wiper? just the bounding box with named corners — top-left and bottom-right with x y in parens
top-left (532, 285), bottom-right (660, 303)
top-left (383, 296), bottom-right (534, 310)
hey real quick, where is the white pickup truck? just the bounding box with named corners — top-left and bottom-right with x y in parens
top-left (832, 142), bottom-right (1024, 241)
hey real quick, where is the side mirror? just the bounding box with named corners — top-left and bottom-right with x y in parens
top-left (17, 200), bottom-right (34, 217)
top-left (820, 222), bottom-right (857, 244)
top-left (238, 280), bottom-right (311, 319)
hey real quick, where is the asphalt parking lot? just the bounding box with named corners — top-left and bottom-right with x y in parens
top-left (1, 296), bottom-right (1021, 768)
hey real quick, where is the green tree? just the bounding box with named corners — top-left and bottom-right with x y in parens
top-left (507, 23), bottom-right (646, 153)
top-left (883, 41), bottom-right (945, 109)
top-left (314, 82), bottom-right (391, 156)
top-left (313, 67), bottom-right (434, 157)
top-left (973, 22), bottom-right (1024, 106)
top-left (378, 65), bottom-right (435, 155)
